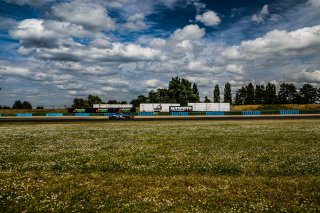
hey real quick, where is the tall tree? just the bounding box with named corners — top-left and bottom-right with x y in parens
top-left (264, 82), bottom-right (277, 104)
top-left (87, 95), bottom-right (103, 107)
top-left (168, 77), bottom-right (199, 104)
top-left (245, 83), bottom-right (255, 105)
top-left (234, 87), bottom-right (246, 105)
top-left (255, 85), bottom-right (265, 104)
top-left (223, 82), bottom-right (232, 103)
top-left (192, 83), bottom-right (200, 103)
top-left (22, 101), bottom-right (32, 109)
top-left (130, 95), bottom-right (147, 108)
top-left (72, 98), bottom-right (89, 108)
top-left (278, 83), bottom-right (298, 104)
top-left (12, 100), bottom-right (23, 109)
top-left (299, 84), bottom-right (317, 104)
top-left (213, 85), bottom-right (220, 103)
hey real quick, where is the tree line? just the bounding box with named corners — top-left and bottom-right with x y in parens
top-left (233, 82), bottom-right (319, 105)
top-left (71, 95), bottom-right (128, 108)
top-left (130, 78), bottom-right (319, 107)
top-left (1, 78), bottom-right (319, 109)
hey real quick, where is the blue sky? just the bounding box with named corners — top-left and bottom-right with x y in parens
top-left (0, 0), bottom-right (319, 107)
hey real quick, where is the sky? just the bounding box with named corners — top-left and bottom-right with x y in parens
top-left (0, 0), bottom-right (319, 107)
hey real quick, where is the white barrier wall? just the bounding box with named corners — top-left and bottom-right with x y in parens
top-left (140, 103), bottom-right (180, 112)
top-left (188, 103), bottom-right (230, 111)
top-left (93, 104), bottom-right (133, 108)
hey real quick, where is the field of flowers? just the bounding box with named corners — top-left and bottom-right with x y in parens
top-left (0, 120), bottom-right (319, 212)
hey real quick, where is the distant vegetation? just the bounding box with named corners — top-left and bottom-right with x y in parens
top-left (1, 77), bottom-right (319, 109)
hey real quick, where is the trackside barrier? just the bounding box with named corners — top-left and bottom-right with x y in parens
top-left (224, 111), bottom-right (242, 116)
top-left (261, 110), bottom-right (278, 115)
top-left (138, 112), bottom-right (154, 116)
top-left (189, 111), bottom-right (205, 116)
top-left (242, 111), bottom-right (261, 116)
top-left (74, 113), bottom-right (90, 116)
top-left (299, 110), bottom-right (320, 114)
top-left (16, 113), bottom-right (32, 116)
top-left (170, 112), bottom-right (189, 116)
top-left (206, 111), bottom-right (224, 116)
top-left (280, 110), bottom-right (299, 115)
top-left (46, 113), bottom-right (64, 116)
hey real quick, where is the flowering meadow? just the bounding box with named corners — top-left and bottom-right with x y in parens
top-left (0, 120), bottom-right (319, 212)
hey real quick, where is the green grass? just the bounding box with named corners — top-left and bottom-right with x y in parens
top-left (0, 120), bottom-right (319, 212)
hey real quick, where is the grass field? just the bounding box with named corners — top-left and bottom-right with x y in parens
top-left (0, 120), bottom-right (319, 212)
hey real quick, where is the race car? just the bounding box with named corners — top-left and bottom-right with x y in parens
top-left (108, 113), bottom-right (134, 120)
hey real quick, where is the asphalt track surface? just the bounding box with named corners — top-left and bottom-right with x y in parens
top-left (0, 115), bottom-right (320, 123)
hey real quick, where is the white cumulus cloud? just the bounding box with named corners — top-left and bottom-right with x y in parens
top-left (295, 68), bottom-right (320, 83)
top-left (172, 24), bottom-right (205, 41)
top-left (50, 1), bottom-right (115, 31)
top-left (222, 25), bottom-right (320, 61)
top-left (196, 11), bottom-right (221, 26)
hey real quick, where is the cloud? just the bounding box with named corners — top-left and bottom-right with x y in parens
top-left (123, 13), bottom-right (147, 31)
top-left (171, 24), bottom-right (205, 41)
top-left (251, 4), bottom-right (281, 24)
top-left (252, 5), bottom-right (269, 24)
top-left (196, 11), bottom-right (221, 26)
top-left (50, 1), bottom-right (115, 31)
top-left (0, 17), bottom-right (17, 29)
top-left (145, 79), bottom-right (165, 88)
top-left (295, 68), bottom-right (320, 83)
top-left (4, 0), bottom-right (54, 7)
top-left (0, 60), bottom-right (32, 76)
top-left (36, 40), bottom-right (165, 63)
top-left (309, 0), bottom-right (320, 8)
top-left (10, 19), bottom-right (60, 49)
top-left (222, 25), bottom-right (320, 61)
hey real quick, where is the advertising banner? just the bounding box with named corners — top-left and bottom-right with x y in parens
top-left (169, 106), bottom-right (193, 112)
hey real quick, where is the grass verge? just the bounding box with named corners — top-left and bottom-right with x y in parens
top-left (0, 120), bottom-right (319, 212)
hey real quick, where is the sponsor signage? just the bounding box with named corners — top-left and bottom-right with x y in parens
top-left (169, 106), bottom-right (193, 112)
top-left (73, 109), bottom-right (86, 113)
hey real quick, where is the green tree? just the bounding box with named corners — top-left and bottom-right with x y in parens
top-left (255, 85), bottom-right (265, 104)
top-left (223, 82), bottom-right (232, 103)
top-left (264, 82), bottom-right (277, 104)
top-left (213, 85), bottom-right (220, 103)
top-left (22, 101), bottom-right (32, 109)
top-left (245, 83), bottom-right (255, 105)
top-left (192, 83), bottom-right (200, 103)
top-left (107, 100), bottom-right (119, 104)
top-left (299, 84), bottom-right (317, 104)
top-left (130, 95), bottom-right (147, 108)
top-left (168, 77), bottom-right (199, 105)
top-left (278, 83), bottom-right (298, 104)
top-left (204, 96), bottom-right (211, 103)
top-left (12, 100), bottom-right (23, 109)
top-left (87, 95), bottom-right (103, 107)
top-left (72, 98), bottom-right (89, 108)
top-left (234, 87), bottom-right (246, 105)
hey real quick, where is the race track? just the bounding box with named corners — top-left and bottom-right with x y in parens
top-left (1, 114), bottom-right (320, 123)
